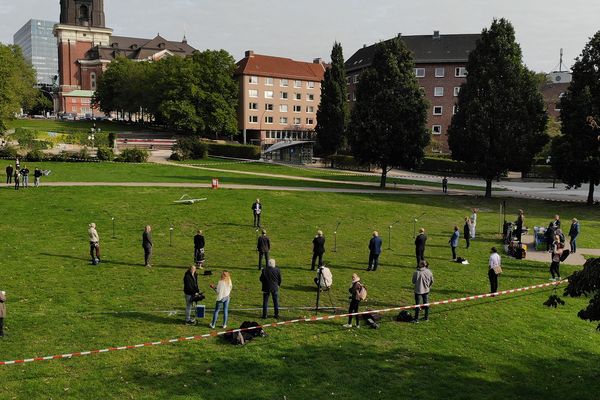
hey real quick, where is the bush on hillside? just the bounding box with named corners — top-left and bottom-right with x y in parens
top-left (171, 137), bottom-right (208, 160)
top-left (96, 146), bottom-right (114, 161)
top-left (322, 155), bottom-right (371, 172)
top-left (117, 148), bottom-right (149, 163)
top-left (25, 149), bottom-right (45, 161)
top-left (207, 143), bottom-right (260, 160)
top-left (0, 145), bottom-right (19, 159)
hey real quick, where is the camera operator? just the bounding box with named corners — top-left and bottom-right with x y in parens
top-left (183, 265), bottom-right (203, 325)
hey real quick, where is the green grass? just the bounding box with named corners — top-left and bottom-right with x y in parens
top-left (6, 119), bottom-right (152, 133)
top-left (0, 185), bottom-right (599, 399)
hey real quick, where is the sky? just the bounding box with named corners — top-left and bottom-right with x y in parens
top-left (1, 0), bottom-right (599, 72)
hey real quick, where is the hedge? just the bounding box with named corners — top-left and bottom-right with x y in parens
top-left (523, 165), bottom-right (555, 179)
top-left (322, 155), bottom-right (371, 172)
top-left (207, 143), bottom-right (260, 160)
top-left (416, 157), bottom-right (474, 175)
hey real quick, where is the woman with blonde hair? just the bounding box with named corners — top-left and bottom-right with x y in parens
top-left (209, 271), bottom-right (233, 329)
top-left (343, 273), bottom-right (364, 328)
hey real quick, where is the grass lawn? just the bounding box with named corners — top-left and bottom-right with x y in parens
top-left (0, 185), bottom-right (599, 399)
top-left (6, 119), bottom-right (153, 133)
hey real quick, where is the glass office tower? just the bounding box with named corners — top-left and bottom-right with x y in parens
top-left (13, 19), bottom-right (59, 86)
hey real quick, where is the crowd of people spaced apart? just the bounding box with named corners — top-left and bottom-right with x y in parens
top-left (5, 157), bottom-right (47, 189)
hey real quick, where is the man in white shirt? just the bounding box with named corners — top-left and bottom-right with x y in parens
top-left (488, 247), bottom-right (501, 293)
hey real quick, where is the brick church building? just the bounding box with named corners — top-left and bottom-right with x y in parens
top-left (54, 0), bottom-right (195, 117)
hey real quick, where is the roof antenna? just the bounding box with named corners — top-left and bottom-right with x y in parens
top-left (559, 48), bottom-right (564, 72)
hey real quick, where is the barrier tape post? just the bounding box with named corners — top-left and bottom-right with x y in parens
top-left (0, 280), bottom-right (564, 366)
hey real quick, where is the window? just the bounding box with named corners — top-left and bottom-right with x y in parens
top-left (433, 106), bottom-right (443, 115)
top-left (435, 67), bottom-right (445, 77)
top-left (354, 74), bottom-right (359, 84)
top-left (352, 92), bottom-right (357, 101)
top-left (455, 67), bottom-right (467, 77)
top-left (280, 79), bottom-right (289, 87)
top-left (306, 118), bottom-right (314, 125)
top-left (265, 77), bottom-right (274, 86)
top-left (453, 87), bottom-right (461, 97)
top-left (293, 117), bottom-right (301, 125)
top-left (434, 87), bottom-right (444, 97)
top-left (264, 116), bottom-right (274, 124)
top-left (307, 94), bottom-right (315, 101)
top-left (279, 117), bottom-right (288, 124)
top-left (452, 105), bottom-right (457, 115)
top-left (279, 104), bottom-right (288, 112)
top-left (249, 102), bottom-right (258, 110)
top-left (346, 77), bottom-right (351, 85)
top-left (249, 76), bottom-right (258, 84)
top-left (294, 80), bottom-right (302, 88)
top-left (249, 115), bottom-right (258, 123)
top-left (249, 89), bottom-right (258, 98)
top-left (265, 103), bottom-right (274, 111)
top-left (307, 81), bottom-right (315, 89)
top-left (306, 106), bottom-right (314, 113)
top-left (415, 68), bottom-right (425, 78)
top-left (264, 90), bottom-right (274, 99)
top-left (293, 105), bottom-right (302, 112)
top-left (280, 92), bottom-right (288, 99)
top-left (294, 93), bottom-right (302, 100)
top-left (90, 72), bottom-right (97, 90)
top-left (432, 125), bottom-right (442, 135)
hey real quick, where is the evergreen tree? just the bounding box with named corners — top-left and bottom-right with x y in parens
top-left (316, 42), bottom-right (349, 157)
top-left (350, 38), bottom-right (429, 188)
top-left (448, 18), bottom-right (548, 197)
top-left (550, 31), bottom-right (600, 205)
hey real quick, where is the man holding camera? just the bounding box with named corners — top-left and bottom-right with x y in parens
top-left (183, 265), bottom-right (203, 325)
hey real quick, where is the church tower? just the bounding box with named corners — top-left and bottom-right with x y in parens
top-left (54, 0), bottom-right (112, 114)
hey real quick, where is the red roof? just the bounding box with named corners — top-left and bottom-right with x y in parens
top-left (236, 52), bottom-right (325, 81)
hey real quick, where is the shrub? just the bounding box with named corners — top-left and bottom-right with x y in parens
top-left (96, 146), bottom-right (114, 161)
top-left (172, 137), bottom-right (208, 160)
top-left (523, 165), bottom-right (555, 179)
top-left (416, 157), bottom-right (473, 175)
top-left (117, 148), bottom-right (149, 163)
top-left (207, 143), bottom-right (260, 159)
top-left (0, 145), bottom-right (19, 159)
top-left (78, 147), bottom-right (93, 161)
top-left (25, 149), bottom-right (45, 161)
top-left (322, 155), bottom-right (371, 172)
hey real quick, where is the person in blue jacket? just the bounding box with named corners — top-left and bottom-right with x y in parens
top-left (449, 225), bottom-right (460, 261)
top-left (367, 231), bottom-right (383, 271)
top-left (568, 218), bottom-right (580, 253)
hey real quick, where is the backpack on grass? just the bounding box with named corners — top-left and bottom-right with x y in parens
top-left (395, 310), bottom-right (413, 323)
top-left (224, 321), bottom-right (267, 345)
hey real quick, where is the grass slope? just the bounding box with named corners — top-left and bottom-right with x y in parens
top-left (0, 186), bottom-right (599, 399)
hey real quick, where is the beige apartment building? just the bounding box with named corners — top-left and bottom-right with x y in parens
top-left (235, 50), bottom-right (326, 163)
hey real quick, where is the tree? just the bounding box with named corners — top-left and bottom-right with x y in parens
top-left (349, 38), bottom-right (429, 188)
top-left (550, 31), bottom-right (600, 205)
top-left (25, 89), bottom-right (53, 116)
top-left (448, 19), bottom-right (549, 197)
top-left (316, 42), bottom-right (349, 157)
top-left (0, 44), bottom-right (36, 133)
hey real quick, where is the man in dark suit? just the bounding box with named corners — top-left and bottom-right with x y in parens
top-left (260, 258), bottom-right (282, 319)
top-left (5, 164), bottom-right (13, 184)
top-left (415, 228), bottom-right (427, 266)
top-left (311, 230), bottom-right (325, 270)
top-left (251, 198), bottom-right (262, 227)
top-left (257, 229), bottom-right (271, 270)
top-left (367, 231), bottom-right (383, 271)
top-left (193, 230), bottom-right (205, 267)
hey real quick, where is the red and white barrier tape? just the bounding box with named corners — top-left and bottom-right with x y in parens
top-left (0, 280), bottom-right (563, 366)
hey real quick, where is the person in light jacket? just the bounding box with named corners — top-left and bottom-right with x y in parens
top-left (412, 260), bottom-right (434, 322)
top-left (568, 218), bottom-right (580, 253)
top-left (209, 271), bottom-right (232, 329)
top-left (470, 209), bottom-right (478, 239)
top-left (449, 225), bottom-right (460, 260)
top-left (142, 225), bottom-right (153, 268)
top-left (343, 273), bottom-right (364, 328)
top-left (0, 290), bottom-right (6, 337)
top-left (88, 223), bottom-right (100, 265)
top-left (488, 247), bottom-right (501, 293)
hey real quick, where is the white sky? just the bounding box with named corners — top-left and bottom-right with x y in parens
top-left (1, 0), bottom-right (599, 72)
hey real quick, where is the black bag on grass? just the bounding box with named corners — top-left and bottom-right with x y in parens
top-left (362, 312), bottom-right (381, 329)
top-left (224, 321), bottom-right (267, 345)
top-left (396, 310), bottom-right (413, 322)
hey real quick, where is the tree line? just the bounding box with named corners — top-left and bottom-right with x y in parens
top-left (316, 19), bottom-right (599, 204)
top-left (93, 50), bottom-right (239, 139)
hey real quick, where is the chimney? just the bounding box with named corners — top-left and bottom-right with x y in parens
top-left (362, 44), bottom-right (366, 48)
top-left (182, 35), bottom-right (187, 44)
top-left (433, 30), bottom-right (440, 39)
top-left (245, 50), bottom-right (254, 58)
top-left (397, 33), bottom-right (402, 38)
top-left (313, 57), bottom-right (323, 64)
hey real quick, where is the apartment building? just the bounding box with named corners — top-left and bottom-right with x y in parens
top-left (346, 31), bottom-right (480, 154)
top-left (235, 50), bottom-right (326, 163)
top-left (541, 71), bottom-right (572, 119)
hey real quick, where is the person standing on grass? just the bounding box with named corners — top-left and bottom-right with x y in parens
top-left (142, 225), bottom-right (153, 268)
top-left (488, 247), bottom-right (501, 293)
top-left (449, 225), bottom-right (460, 261)
top-left (412, 260), bottom-right (433, 323)
top-left (209, 271), bottom-right (232, 329)
top-left (193, 230), bottom-right (205, 268)
top-left (463, 217), bottom-right (472, 249)
top-left (442, 176), bottom-right (448, 194)
top-left (183, 265), bottom-right (200, 325)
top-left (13, 170), bottom-right (20, 190)
top-left (343, 273), bottom-right (364, 328)
top-left (20, 165), bottom-right (29, 188)
top-left (415, 228), bottom-right (427, 266)
top-left (367, 231), bottom-right (382, 271)
top-left (5, 164), bottom-right (13, 184)
top-left (470, 208), bottom-right (478, 239)
top-left (550, 235), bottom-right (563, 281)
top-left (15, 157), bottom-right (20, 171)
top-left (34, 168), bottom-right (42, 187)
top-left (569, 218), bottom-right (580, 254)
top-left (311, 230), bottom-right (325, 271)
top-left (88, 223), bottom-right (100, 265)
top-left (260, 258), bottom-right (282, 319)
top-left (0, 290), bottom-right (6, 337)
top-left (257, 229), bottom-right (271, 270)
top-left (251, 198), bottom-right (262, 227)
top-left (515, 209), bottom-right (525, 243)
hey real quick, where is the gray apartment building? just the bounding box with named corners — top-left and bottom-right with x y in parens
top-left (14, 19), bottom-right (59, 86)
